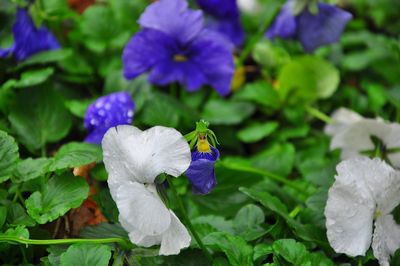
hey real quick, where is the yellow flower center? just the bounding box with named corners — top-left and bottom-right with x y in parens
top-left (173, 54), bottom-right (188, 62)
top-left (197, 135), bottom-right (211, 153)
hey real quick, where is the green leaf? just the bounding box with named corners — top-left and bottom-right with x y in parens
top-left (237, 122), bottom-right (278, 143)
top-left (47, 246), bottom-right (68, 266)
top-left (80, 223), bottom-right (128, 239)
top-left (60, 243), bottom-right (112, 266)
top-left (234, 81), bottom-right (280, 109)
top-left (141, 93), bottom-right (181, 128)
top-left (50, 142), bottom-right (102, 171)
top-left (273, 239), bottom-right (333, 266)
top-left (25, 172), bottom-right (89, 224)
top-left (233, 204), bottom-right (267, 241)
top-left (278, 56), bottom-right (340, 104)
top-left (0, 225), bottom-right (29, 239)
top-left (253, 243), bottom-right (273, 262)
top-left (273, 239), bottom-right (308, 265)
top-left (7, 202), bottom-right (36, 227)
top-left (64, 99), bottom-right (92, 118)
top-left (252, 40), bottom-right (290, 69)
top-left (203, 232), bottom-right (253, 266)
top-left (0, 206), bottom-right (6, 229)
top-left (17, 49), bottom-right (73, 68)
top-left (252, 142), bottom-right (295, 176)
top-left (13, 157), bottom-right (53, 183)
top-left (8, 87), bottom-right (72, 152)
top-left (14, 67), bottom-right (54, 88)
top-left (0, 130), bottom-right (19, 183)
top-left (202, 99), bottom-right (255, 125)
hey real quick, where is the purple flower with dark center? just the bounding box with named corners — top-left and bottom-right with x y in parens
top-left (84, 92), bottom-right (135, 145)
top-left (122, 0), bottom-right (234, 96)
top-left (186, 146), bottom-right (220, 195)
top-left (196, 0), bottom-right (244, 46)
top-left (0, 8), bottom-right (60, 61)
top-left (266, 1), bottom-right (352, 52)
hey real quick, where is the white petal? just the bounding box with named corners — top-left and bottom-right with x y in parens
top-left (238, 0), bottom-right (261, 14)
top-left (102, 125), bottom-right (143, 183)
top-left (159, 211), bottom-right (191, 256)
top-left (372, 215), bottom-right (400, 266)
top-left (336, 157), bottom-right (400, 214)
top-left (325, 180), bottom-right (375, 256)
top-left (119, 216), bottom-right (162, 247)
top-left (102, 125), bottom-right (191, 184)
top-left (385, 123), bottom-right (400, 168)
top-left (330, 119), bottom-right (391, 156)
top-left (324, 107), bottom-right (363, 137)
top-left (114, 182), bottom-right (171, 236)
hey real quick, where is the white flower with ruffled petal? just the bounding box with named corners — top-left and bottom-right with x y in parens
top-left (325, 157), bottom-right (400, 266)
top-left (325, 108), bottom-right (400, 168)
top-left (102, 125), bottom-right (192, 255)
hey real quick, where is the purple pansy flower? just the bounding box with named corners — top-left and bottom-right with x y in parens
top-left (196, 0), bottom-right (244, 46)
top-left (84, 92), bottom-right (135, 145)
top-left (266, 1), bottom-right (352, 52)
top-left (122, 0), bottom-right (234, 96)
top-left (0, 8), bottom-right (60, 61)
top-left (186, 146), bottom-right (220, 195)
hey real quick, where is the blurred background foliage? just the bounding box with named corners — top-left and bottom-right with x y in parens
top-left (0, 0), bottom-right (399, 265)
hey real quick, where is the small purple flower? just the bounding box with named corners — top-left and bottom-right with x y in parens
top-left (84, 92), bottom-right (135, 145)
top-left (196, 0), bottom-right (244, 46)
top-left (0, 8), bottom-right (60, 61)
top-left (186, 147), bottom-right (220, 195)
top-left (266, 1), bottom-right (352, 52)
top-left (122, 0), bottom-right (234, 96)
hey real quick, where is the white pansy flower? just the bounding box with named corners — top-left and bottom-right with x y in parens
top-left (325, 157), bottom-right (400, 266)
top-left (325, 108), bottom-right (400, 168)
top-left (324, 107), bottom-right (363, 137)
top-left (102, 125), bottom-right (192, 255)
top-left (237, 0), bottom-right (261, 14)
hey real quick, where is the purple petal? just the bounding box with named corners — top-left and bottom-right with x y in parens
top-left (265, 1), bottom-right (297, 39)
top-left (84, 92), bottom-right (135, 145)
top-left (138, 0), bottom-right (204, 44)
top-left (196, 0), bottom-right (244, 46)
top-left (186, 147), bottom-right (220, 194)
top-left (12, 8), bottom-right (60, 61)
top-left (297, 3), bottom-right (352, 52)
top-left (196, 0), bottom-right (240, 19)
top-left (190, 30), bottom-right (235, 96)
top-left (0, 44), bottom-right (15, 58)
top-left (123, 29), bottom-right (178, 80)
top-left (205, 17), bottom-right (245, 46)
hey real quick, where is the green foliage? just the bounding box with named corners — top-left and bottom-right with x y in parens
top-left (8, 87), bottom-right (72, 152)
top-left (60, 244), bottom-right (112, 266)
top-left (0, 0), bottom-right (399, 265)
top-left (0, 130), bottom-right (19, 183)
top-left (25, 172), bottom-right (89, 224)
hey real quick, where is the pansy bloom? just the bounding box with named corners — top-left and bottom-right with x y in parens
top-left (84, 92), bottom-right (135, 145)
top-left (186, 135), bottom-right (220, 194)
top-left (266, 1), bottom-right (352, 52)
top-left (122, 0), bottom-right (234, 96)
top-left (324, 108), bottom-right (400, 168)
top-left (102, 125), bottom-right (191, 255)
top-left (0, 8), bottom-right (60, 61)
top-left (325, 157), bottom-right (400, 266)
top-left (185, 120), bottom-right (220, 194)
top-left (196, 0), bottom-right (244, 46)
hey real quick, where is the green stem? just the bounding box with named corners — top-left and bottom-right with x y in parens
top-left (237, 2), bottom-right (280, 67)
top-left (289, 206), bottom-right (302, 218)
top-left (166, 176), bottom-right (213, 263)
top-left (217, 161), bottom-right (310, 196)
top-left (305, 105), bottom-right (333, 124)
top-left (0, 237), bottom-right (127, 246)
